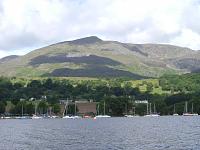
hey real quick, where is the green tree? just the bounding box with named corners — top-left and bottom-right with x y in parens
top-left (38, 101), bottom-right (48, 114)
top-left (52, 103), bottom-right (61, 114)
top-left (0, 101), bottom-right (6, 114)
top-left (26, 103), bottom-right (35, 115)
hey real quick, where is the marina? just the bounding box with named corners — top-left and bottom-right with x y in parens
top-left (1, 100), bottom-right (200, 119)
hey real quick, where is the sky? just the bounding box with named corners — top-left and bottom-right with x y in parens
top-left (0, 0), bottom-right (200, 58)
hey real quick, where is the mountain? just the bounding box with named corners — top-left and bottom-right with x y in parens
top-left (0, 55), bottom-right (19, 63)
top-left (0, 36), bottom-right (200, 78)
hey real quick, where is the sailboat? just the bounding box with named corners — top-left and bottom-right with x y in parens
top-left (124, 103), bottom-right (133, 117)
top-left (173, 104), bottom-right (179, 116)
top-left (183, 102), bottom-right (198, 116)
top-left (62, 101), bottom-right (74, 119)
top-left (144, 103), bottom-right (160, 117)
top-left (63, 102), bottom-right (81, 119)
top-left (73, 102), bottom-right (81, 118)
top-left (191, 103), bottom-right (198, 116)
top-left (48, 107), bottom-right (59, 118)
top-left (31, 103), bottom-right (43, 119)
top-left (125, 106), bottom-right (139, 117)
top-left (95, 101), bottom-right (111, 118)
top-left (15, 102), bottom-right (29, 119)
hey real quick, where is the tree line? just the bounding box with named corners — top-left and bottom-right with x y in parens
top-left (0, 74), bottom-right (200, 116)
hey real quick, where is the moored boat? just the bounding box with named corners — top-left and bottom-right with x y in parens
top-left (95, 100), bottom-right (111, 119)
top-left (125, 114), bottom-right (139, 117)
top-left (15, 116), bottom-right (30, 119)
top-left (125, 115), bottom-right (134, 117)
top-left (63, 115), bottom-right (81, 119)
top-left (183, 113), bottom-right (198, 116)
top-left (144, 114), bottom-right (160, 117)
top-left (144, 103), bottom-right (160, 117)
top-left (173, 113), bottom-right (179, 116)
top-left (31, 115), bottom-right (43, 119)
top-left (94, 115), bottom-right (111, 118)
top-left (183, 102), bottom-right (198, 116)
top-left (173, 104), bottom-right (179, 116)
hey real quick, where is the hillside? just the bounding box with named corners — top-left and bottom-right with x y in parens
top-left (0, 55), bottom-right (19, 63)
top-left (0, 36), bottom-right (200, 78)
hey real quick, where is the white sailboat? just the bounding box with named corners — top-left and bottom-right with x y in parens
top-left (183, 102), bottom-right (198, 116)
top-left (63, 101), bottom-right (81, 119)
top-left (31, 103), bottom-right (42, 119)
top-left (95, 101), bottom-right (111, 118)
top-left (73, 102), bottom-right (81, 118)
top-left (144, 103), bottom-right (160, 117)
top-left (124, 103), bottom-right (133, 117)
top-left (173, 104), bottom-right (179, 116)
top-left (47, 107), bottom-right (59, 118)
top-left (15, 102), bottom-right (29, 119)
top-left (31, 114), bottom-right (43, 119)
top-left (125, 106), bottom-right (139, 117)
top-left (191, 103), bottom-right (198, 116)
top-left (63, 115), bottom-right (77, 119)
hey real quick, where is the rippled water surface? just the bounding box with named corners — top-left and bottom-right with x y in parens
top-left (0, 116), bottom-right (200, 150)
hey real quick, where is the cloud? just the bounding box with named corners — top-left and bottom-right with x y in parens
top-left (0, 0), bottom-right (200, 58)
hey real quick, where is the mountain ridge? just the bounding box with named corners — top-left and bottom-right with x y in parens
top-left (0, 36), bottom-right (199, 78)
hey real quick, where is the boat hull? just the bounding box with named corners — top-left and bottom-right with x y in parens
top-left (144, 114), bottom-right (160, 117)
top-left (183, 113), bottom-right (198, 116)
top-left (95, 115), bottom-right (111, 118)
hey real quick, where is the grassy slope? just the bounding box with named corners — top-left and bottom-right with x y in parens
top-left (10, 76), bottom-right (170, 95)
top-left (0, 42), bottom-right (182, 77)
top-left (131, 79), bottom-right (170, 94)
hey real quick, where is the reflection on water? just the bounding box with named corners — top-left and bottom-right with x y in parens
top-left (0, 116), bottom-right (200, 150)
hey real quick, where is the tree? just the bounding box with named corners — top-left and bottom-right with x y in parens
top-left (26, 103), bottom-right (35, 115)
top-left (28, 80), bottom-right (42, 88)
top-left (146, 83), bottom-right (153, 93)
top-left (52, 103), bottom-right (61, 114)
top-left (38, 101), bottom-right (48, 114)
top-left (0, 101), bottom-right (6, 114)
top-left (43, 78), bottom-right (53, 89)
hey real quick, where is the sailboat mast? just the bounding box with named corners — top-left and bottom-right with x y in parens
top-left (50, 107), bottom-right (52, 116)
top-left (35, 103), bottom-right (37, 115)
top-left (185, 101), bottom-right (188, 113)
top-left (97, 103), bottom-right (99, 115)
top-left (22, 103), bottom-right (23, 117)
top-left (63, 102), bottom-right (67, 117)
top-left (47, 107), bottom-right (48, 116)
top-left (125, 103), bottom-right (128, 115)
top-left (104, 100), bottom-right (106, 115)
top-left (192, 103), bottom-right (193, 113)
top-left (75, 101), bottom-right (76, 116)
top-left (150, 103), bottom-right (152, 114)
top-left (173, 104), bottom-right (176, 114)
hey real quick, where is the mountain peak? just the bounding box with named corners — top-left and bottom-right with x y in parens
top-left (68, 36), bottom-right (103, 45)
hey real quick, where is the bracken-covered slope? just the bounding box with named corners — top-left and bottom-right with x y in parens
top-left (0, 36), bottom-right (200, 79)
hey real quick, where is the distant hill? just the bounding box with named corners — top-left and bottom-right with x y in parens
top-left (0, 36), bottom-right (200, 78)
top-left (0, 55), bottom-right (19, 63)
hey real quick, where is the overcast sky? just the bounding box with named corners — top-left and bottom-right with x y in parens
top-left (0, 0), bottom-right (200, 58)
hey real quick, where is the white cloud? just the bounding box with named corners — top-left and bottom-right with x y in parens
top-left (0, 0), bottom-right (200, 58)
top-left (0, 50), bottom-right (9, 58)
top-left (171, 28), bottom-right (200, 50)
top-left (0, 49), bottom-right (30, 58)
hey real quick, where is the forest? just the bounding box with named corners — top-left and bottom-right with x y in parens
top-left (1, 73), bottom-right (200, 116)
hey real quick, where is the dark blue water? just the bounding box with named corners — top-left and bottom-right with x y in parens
top-left (0, 116), bottom-right (200, 150)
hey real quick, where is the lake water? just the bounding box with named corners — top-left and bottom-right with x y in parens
top-left (0, 116), bottom-right (200, 150)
